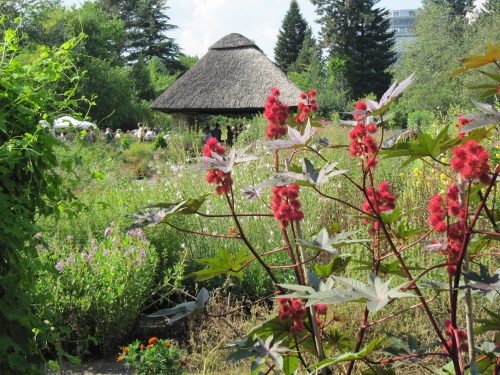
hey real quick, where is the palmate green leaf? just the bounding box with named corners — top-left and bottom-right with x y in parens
top-left (259, 158), bottom-right (348, 188)
top-left (380, 124), bottom-right (457, 165)
top-left (314, 255), bottom-right (352, 278)
top-left (279, 274), bottom-right (414, 312)
top-left (147, 288), bottom-right (209, 324)
top-left (462, 265), bottom-right (500, 302)
top-left (189, 249), bottom-right (252, 281)
top-left (308, 337), bottom-right (386, 373)
top-left (126, 193), bottom-right (211, 229)
top-left (299, 228), bottom-right (369, 254)
top-left (333, 274), bottom-right (414, 312)
top-left (475, 307), bottom-right (500, 334)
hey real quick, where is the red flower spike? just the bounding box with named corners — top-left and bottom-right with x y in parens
top-left (450, 140), bottom-right (491, 184)
top-left (271, 185), bottom-right (304, 228)
top-left (202, 138), bottom-right (233, 195)
top-left (265, 88), bottom-right (289, 139)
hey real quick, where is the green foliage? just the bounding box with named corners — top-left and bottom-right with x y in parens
top-left (0, 24), bottom-right (82, 373)
top-left (118, 338), bottom-right (186, 375)
top-left (190, 249), bottom-right (252, 281)
top-left (36, 225), bottom-right (158, 353)
top-left (311, 0), bottom-right (396, 98)
top-left (274, 0), bottom-right (308, 73)
top-left (152, 133), bottom-right (168, 150)
top-left (123, 142), bottom-right (155, 178)
top-left (423, 0), bottom-right (474, 17)
top-left (407, 110), bottom-right (435, 130)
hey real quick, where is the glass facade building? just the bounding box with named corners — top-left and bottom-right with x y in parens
top-left (388, 9), bottom-right (419, 58)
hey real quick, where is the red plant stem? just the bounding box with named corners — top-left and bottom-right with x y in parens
top-left (367, 352), bottom-right (448, 365)
top-left (453, 329), bottom-right (465, 373)
top-left (366, 293), bottom-right (439, 327)
top-left (163, 221), bottom-right (241, 239)
top-left (289, 223), bottom-right (306, 282)
top-left (206, 291), bottom-right (279, 318)
top-left (470, 230), bottom-right (500, 238)
top-left (380, 230), bottom-right (433, 260)
top-left (477, 191), bottom-right (498, 231)
top-left (312, 187), bottom-right (372, 217)
top-left (268, 252), bottom-right (321, 269)
top-left (224, 190), bottom-right (281, 286)
top-left (280, 227), bottom-right (304, 284)
top-left (231, 247), bottom-right (289, 273)
top-left (196, 212), bottom-right (274, 218)
top-left (449, 164), bottom-right (499, 370)
top-left (419, 157), bottom-right (456, 180)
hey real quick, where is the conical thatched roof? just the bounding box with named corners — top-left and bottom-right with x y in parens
top-left (151, 33), bottom-right (302, 114)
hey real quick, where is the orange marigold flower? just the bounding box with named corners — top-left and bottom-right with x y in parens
top-left (117, 356), bottom-right (124, 362)
top-left (147, 344), bottom-right (154, 349)
top-left (140, 344), bottom-right (145, 350)
top-left (148, 337), bottom-right (158, 345)
top-left (228, 228), bottom-right (238, 235)
top-left (122, 346), bottom-right (128, 354)
top-left (165, 341), bottom-right (172, 348)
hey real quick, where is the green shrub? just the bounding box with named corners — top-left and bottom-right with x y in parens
top-left (120, 134), bottom-right (136, 150)
top-left (118, 337), bottom-right (186, 375)
top-left (407, 109), bottom-right (435, 130)
top-left (153, 133), bottom-right (168, 150)
top-left (36, 225), bottom-right (158, 355)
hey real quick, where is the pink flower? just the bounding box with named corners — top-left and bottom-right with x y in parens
top-left (264, 88), bottom-right (289, 139)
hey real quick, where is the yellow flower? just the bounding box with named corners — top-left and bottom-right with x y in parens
top-left (413, 167), bottom-right (421, 175)
top-left (440, 173), bottom-right (447, 180)
top-left (440, 157), bottom-right (448, 163)
top-left (496, 153), bottom-right (500, 159)
top-left (399, 172), bottom-right (406, 178)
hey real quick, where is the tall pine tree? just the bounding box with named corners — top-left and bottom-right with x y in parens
top-left (311, 0), bottom-right (395, 98)
top-left (423, 0), bottom-right (474, 17)
top-left (99, 0), bottom-right (180, 71)
top-left (274, 0), bottom-right (308, 73)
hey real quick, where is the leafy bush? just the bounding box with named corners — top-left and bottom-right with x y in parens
top-left (153, 133), bottom-right (168, 150)
top-left (117, 337), bottom-right (186, 375)
top-left (36, 225), bottom-right (158, 354)
top-left (0, 24), bottom-right (82, 373)
top-left (120, 134), bottom-right (136, 150)
top-left (407, 109), bottom-right (435, 130)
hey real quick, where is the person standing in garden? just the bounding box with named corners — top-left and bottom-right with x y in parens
top-left (212, 123), bottom-right (222, 142)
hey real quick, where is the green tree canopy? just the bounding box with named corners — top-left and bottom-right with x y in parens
top-left (423, 0), bottom-right (474, 17)
top-left (99, 0), bottom-right (181, 71)
top-left (311, 0), bottom-right (396, 99)
top-left (274, 0), bottom-right (308, 73)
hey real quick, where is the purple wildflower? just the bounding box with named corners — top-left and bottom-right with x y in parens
top-left (55, 261), bottom-right (65, 272)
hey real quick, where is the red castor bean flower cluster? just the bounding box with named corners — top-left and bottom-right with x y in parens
top-left (427, 185), bottom-right (466, 275)
top-left (278, 298), bottom-right (306, 332)
top-left (362, 181), bottom-right (396, 233)
top-left (296, 89), bottom-right (319, 124)
top-left (450, 140), bottom-right (491, 184)
top-left (348, 102), bottom-right (379, 167)
top-left (454, 116), bottom-right (472, 139)
top-left (264, 88), bottom-right (289, 139)
top-left (443, 320), bottom-right (468, 353)
top-left (202, 137), bottom-right (233, 195)
top-left (271, 184), bottom-right (304, 228)
top-left (354, 100), bottom-right (367, 121)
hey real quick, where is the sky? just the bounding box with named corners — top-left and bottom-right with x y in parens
top-left (62, 0), bottom-right (485, 59)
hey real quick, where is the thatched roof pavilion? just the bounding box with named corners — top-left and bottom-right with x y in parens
top-left (151, 33), bottom-right (302, 123)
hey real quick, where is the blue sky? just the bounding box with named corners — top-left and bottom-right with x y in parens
top-left (62, 0), bottom-right (484, 59)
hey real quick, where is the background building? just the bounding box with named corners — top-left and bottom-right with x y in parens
top-left (388, 9), bottom-right (420, 59)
